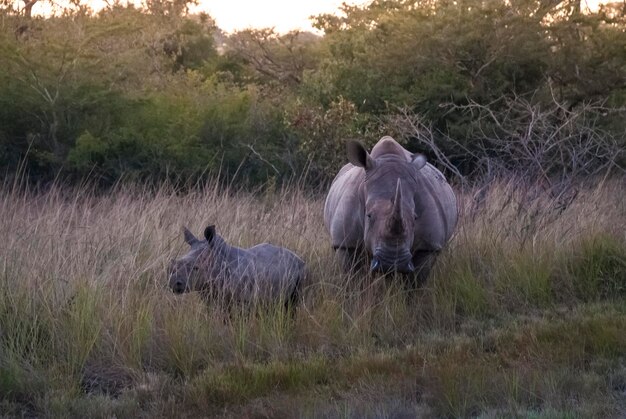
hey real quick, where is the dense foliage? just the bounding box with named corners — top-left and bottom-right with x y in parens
top-left (1, 0), bottom-right (624, 185)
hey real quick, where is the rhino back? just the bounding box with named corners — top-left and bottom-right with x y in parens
top-left (241, 244), bottom-right (304, 300)
top-left (248, 244), bottom-right (304, 270)
top-left (323, 164), bottom-right (366, 249)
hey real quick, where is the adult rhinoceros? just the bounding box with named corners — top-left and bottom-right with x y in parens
top-left (324, 136), bottom-right (458, 286)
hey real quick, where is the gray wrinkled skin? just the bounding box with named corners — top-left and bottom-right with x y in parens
top-left (168, 225), bottom-right (305, 307)
top-left (324, 136), bottom-right (458, 285)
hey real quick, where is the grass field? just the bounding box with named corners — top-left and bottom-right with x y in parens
top-left (0, 177), bottom-right (625, 418)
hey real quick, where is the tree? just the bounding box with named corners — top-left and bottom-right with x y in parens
top-left (228, 29), bottom-right (321, 86)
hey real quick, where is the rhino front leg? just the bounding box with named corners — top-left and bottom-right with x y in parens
top-left (284, 275), bottom-right (303, 317)
top-left (406, 250), bottom-right (440, 290)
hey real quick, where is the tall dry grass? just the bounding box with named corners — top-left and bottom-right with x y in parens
top-left (0, 177), bottom-right (624, 417)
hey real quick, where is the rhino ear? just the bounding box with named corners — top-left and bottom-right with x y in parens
top-left (411, 153), bottom-right (427, 171)
top-left (183, 227), bottom-right (198, 246)
top-left (347, 140), bottom-right (375, 170)
top-left (204, 225), bottom-right (216, 244)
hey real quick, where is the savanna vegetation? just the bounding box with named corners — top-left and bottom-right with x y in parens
top-left (1, 0), bottom-right (625, 417)
top-left (0, 179), bottom-right (624, 417)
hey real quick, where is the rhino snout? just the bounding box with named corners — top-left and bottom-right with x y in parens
top-left (171, 279), bottom-right (186, 294)
top-left (370, 250), bottom-right (414, 274)
top-left (370, 259), bottom-right (415, 274)
top-left (168, 266), bottom-right (189, 294)
top-left (402, 261), bottom-right (415, 274)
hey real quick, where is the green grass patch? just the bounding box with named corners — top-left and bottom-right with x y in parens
top-left (188, 358), bottom-right (333, 410)
top-left (568, 234), bottom-right (626, 300)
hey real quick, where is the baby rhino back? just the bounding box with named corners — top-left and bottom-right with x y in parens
top-left (244, 244), bottom-right (306, 302)
top-left (168, 225), bottom-right (305, 308)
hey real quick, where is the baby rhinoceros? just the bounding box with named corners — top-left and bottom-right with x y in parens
top-left (168, 225), bottom-right (305, 310)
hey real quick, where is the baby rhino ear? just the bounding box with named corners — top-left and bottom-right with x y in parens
top-left (204, 225), bottom-right (216, 244)
top-left (183, 227), bottom-right (198, 245)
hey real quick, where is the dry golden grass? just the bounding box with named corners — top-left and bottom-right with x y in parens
top-left (0, 177), bottom-right (624, 417)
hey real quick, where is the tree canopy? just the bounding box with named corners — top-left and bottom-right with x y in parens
top-left (0, 0), bottom-right (624, 186)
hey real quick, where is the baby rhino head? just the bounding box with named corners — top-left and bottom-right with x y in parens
top-left (168, 225), bottom-right (223, 294)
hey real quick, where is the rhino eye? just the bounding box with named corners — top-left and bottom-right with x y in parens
top-left (192, 266), bottom-right (200, 271)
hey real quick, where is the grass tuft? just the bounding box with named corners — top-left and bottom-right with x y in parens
top-left (568, 234), bottom-right (626, 300)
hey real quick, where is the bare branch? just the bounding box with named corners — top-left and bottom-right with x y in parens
top-left (391, 94), bottom-right (625, 197)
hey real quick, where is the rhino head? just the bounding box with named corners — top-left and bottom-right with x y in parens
top-left (168, 225), bottom-right (224, 294)
top-left (347, 140), bottom-right (427, 274)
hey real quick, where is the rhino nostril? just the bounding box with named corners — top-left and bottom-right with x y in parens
top-left (370, 258), bottom-right (381, 272)
top-left (173, 280), bottom-right (185, 293)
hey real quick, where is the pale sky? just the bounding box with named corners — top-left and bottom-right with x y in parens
top-left (28, 0), bottom-right (365, 33)
top-left (195, 0), bottom-right (605, 33)
top-left (28, 0), bottom-right (607, 34)
top-left (192, 0), bottom-right (368, 34)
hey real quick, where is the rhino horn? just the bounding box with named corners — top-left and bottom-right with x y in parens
top-left (389, 179), bottom-right (404, 234)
